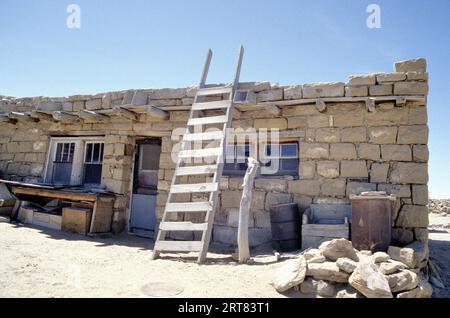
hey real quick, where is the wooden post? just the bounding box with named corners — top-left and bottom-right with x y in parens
top-left (237, 157), bottom-right (259, 263)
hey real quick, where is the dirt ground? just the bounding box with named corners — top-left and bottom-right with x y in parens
top-left (1, 214), bottom-right (450, 298)
top-left (0, 220), bottom-right (290, 298)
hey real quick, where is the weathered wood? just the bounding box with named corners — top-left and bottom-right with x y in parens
top-left (237, 157), bottom-right (259, 264)
top-left (31, 110), bottom-right (54, 121)
top-left (78, 110), bottom-right (110, 123)
top-left (53, 111), bottom-right (81, 123)
top-left (89, 196), bottom-right (114, 233)
top-left (191, 100), bottom-right (231, 111)
top-left (175, 165), bottom-right (217, 176)
top-left (366, 98), bottom-right (376, 112)
top-left (165, 202), bottom-right (212, 212)
top-left (199, 49), bottom-right (213, 88)
top-left (159, 222), bottom-right (207, 231)
top-left (10, 186), bottom-right (98, 201)
top-left (187, 115), bottom-right (228, 126)
top-left (170, 182), bottom-right (218, 194)
top-left (302, 224), bottom-right (349, 237)
top-left (315, 99), bottom-right (327, 112)
top-left (112, 106), bottom-right (139, 121)
top-left (183, 131), bottom-right (224, 141)
top-left (8, 112), bottom-right (38, 122)
top-left (196, 86), bottom-right (232, 96)
top-left (154, 240), bottom-right (203, 252)
top-left (145, 105), bottom-right (169, 119)
top-left (178, 147), bottom-right (222, 158)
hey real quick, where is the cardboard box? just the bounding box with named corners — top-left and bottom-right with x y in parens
top-left (62, 207), bottom-right (92, 235)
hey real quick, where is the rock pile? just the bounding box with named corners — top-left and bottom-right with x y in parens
top-left (272, 238), bottom-right (432, 298)
top-left (428, 199), bottom-right (450, 215)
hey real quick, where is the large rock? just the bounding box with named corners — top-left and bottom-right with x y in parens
top-left (319, 238), bottom-right (359, 261)
top-left (300, 277), bottom-right (335, 297)
top-left (336, 257), bottom-right (358, 274)
top-left (304, 249), bottom-right (327, 264)
top-left (394, 58), bottom-right (427, 73)
top-left (372, 252), bottom-right (390, 263)
top-left (335, 285), bottom-right (364, 298)
top-left (396, 274), bottom-right (433, 298)
top-left (378, 260), bottom-right (407, 275)
top-left (348, 261), bottom-right (393, 298)
top-left (306, 262), bottom-right (350, 283)
top-left (303, 82), bottom-right (345, 98)
top-left (387, 270), bottom-right (418, 293)
top-left (272, 256), bottom-right (307, 292)
top-left (387, 241), bottom-right (428, 268)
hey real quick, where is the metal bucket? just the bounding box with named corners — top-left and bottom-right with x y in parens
top-left (269, 203), bottom-right (300, 252)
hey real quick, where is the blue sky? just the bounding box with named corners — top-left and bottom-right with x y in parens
top-left (0, 0), bottom-right (449, 198)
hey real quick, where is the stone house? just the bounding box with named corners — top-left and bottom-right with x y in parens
top-left (0, 58), bottom-right (429, 249)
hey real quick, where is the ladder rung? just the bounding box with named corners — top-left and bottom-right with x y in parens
top-left (171, 182), bottom-right (218, 194)
top-left (178, 147), bottom-right (222, 158)
top-left (196, 87), bottom-right (232, 96)
top-left (191, 100), bottom-right (231, 111)
top-left (159, 222), bottom-right (207, 231)
top-left (183, 131), bottom-right (224, 141)
top-left (176, 165), bottom-right (218, 176)
top-left (154, 240), bottom-right (203, 252)
top-left (188, 115), bottom-right (228, 126)
top-left (165, 202), bottom-right (213, 212)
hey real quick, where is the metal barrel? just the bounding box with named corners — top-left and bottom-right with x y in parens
top-left (269, 203), bottom-right (301, 252)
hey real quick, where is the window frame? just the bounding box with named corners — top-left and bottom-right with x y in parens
top-left (222, 141), bottom-right (299, 178)
top-left (44, 136), bottom-right (104, 186)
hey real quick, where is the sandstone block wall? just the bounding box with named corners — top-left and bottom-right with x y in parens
top-left (0, 58), bottom-right (429, 247)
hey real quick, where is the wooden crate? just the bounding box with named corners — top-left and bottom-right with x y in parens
top-left (62, 207), bottom-right (92, 235)
top-left (33, 211), bottom-right (62, 230)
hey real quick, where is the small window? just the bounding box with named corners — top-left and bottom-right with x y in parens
top-left (222, 142), bottom-right (299, 178)
top-left (51, 142), bottom-right (75, 184)
top-left (83, 142), bottom-right (104, 184)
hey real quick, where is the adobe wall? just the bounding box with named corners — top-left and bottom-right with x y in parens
top-left (0, 58), bottom-right (429, 248)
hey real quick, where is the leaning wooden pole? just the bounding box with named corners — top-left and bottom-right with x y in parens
top-left (237, 157), bottom-right (259, 263)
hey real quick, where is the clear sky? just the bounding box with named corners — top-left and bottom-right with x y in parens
top-left (1, 0), bottom-right (449, 198)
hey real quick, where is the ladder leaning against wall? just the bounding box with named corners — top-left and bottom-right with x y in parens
top-left (151, 46), bottom-right (245, 263)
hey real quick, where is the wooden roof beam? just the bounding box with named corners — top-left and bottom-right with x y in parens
top-left (53, 111), bottom-right (81, 123)
top-left (8, 112), bottom-right (38, 122)
top-left (78, 110), bottom-right (110, 123)
top-left (112, 106), bottom-right (139, 121)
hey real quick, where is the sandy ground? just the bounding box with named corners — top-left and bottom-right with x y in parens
top-left (428, 213), bottom-right (450, 298)
top-left (0, 220), bottom-right (291, 298)
top-left (1, 214), bottom-right (450, 298)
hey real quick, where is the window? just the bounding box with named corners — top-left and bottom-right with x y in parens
top-left (51, 142), bottom-right (75, 184)
top-left (83, 142), bottom-right (104, 184)
top-left (223, 142), bottom-right (299, 178)
top-left (45, 137), bottom-right (104, 186)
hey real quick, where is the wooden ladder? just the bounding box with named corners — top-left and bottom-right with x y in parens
top-left (151, 46), bottom-right (245, 263)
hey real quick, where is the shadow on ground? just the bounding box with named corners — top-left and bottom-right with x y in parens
top-left (429, 232), bottom-right (450, 298)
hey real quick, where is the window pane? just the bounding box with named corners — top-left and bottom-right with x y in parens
top-left (83, 164), bottom-right (102, 184)
top-left (282, 144), bottom-right (298, 157)
top-left (85, 143), bottom-right (93, 162)
top-left (265, 144), bottom-right (280, 158)
top-left (141, 144), bottom-right (160, 170)
top-left (55, 143), bottom-right (63, 162)
top-left (69, 143), bottom-right (75, 162)
top-left (282, 159), bottom-right (299, 171)
top-left (93, 143), bottom-right (100, 162)
top-left (99, 143), bottom-right (104, 163)
top-left (52, 162), bottom-right (73, 184)
top-left (225, 145), bottom-right (235, 163)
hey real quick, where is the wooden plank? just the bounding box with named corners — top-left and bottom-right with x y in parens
top-left (31, 110), bottom-right (54, 121)
top-left (187, 115), bottom-right (228, 126)
top-left (10, 186), bottom-right (98, 201)
top-left (159, 222), bottom-right (207, 231)
top-left (178, 147), bottom-right (222, 158)
top-left (112, 106), bottom-right (139, 121)
top-left (8, 112), bottom-right (38, 122)
top-left (165, 202), bottom-right (212, 212)
top-left (191, 100), bottom-right (231, 111)
top-left (196, 87), bottom-right (232, 96)
top-left (175, 165), bottom-right (217, 176)
top-left (183, 131), bottom-right (223, 141)
top-left (154, 240), bottom-right (203, 252)
top-left (302, 224), bottom-right (349, 237)
top-left (170, 182), bottom-right (218, 194)
top-left (89, 196), bottom-right (114, 233)
top-left (53, 111), bottom-right (80, 123)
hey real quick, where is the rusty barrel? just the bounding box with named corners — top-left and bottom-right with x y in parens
top-left (269, 203), bottom-right (301, 252)
top-left (350, 192), bottom-right (396, 252)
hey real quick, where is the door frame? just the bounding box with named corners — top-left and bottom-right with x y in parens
top-left (128, 137), bottom-right (162, 236)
